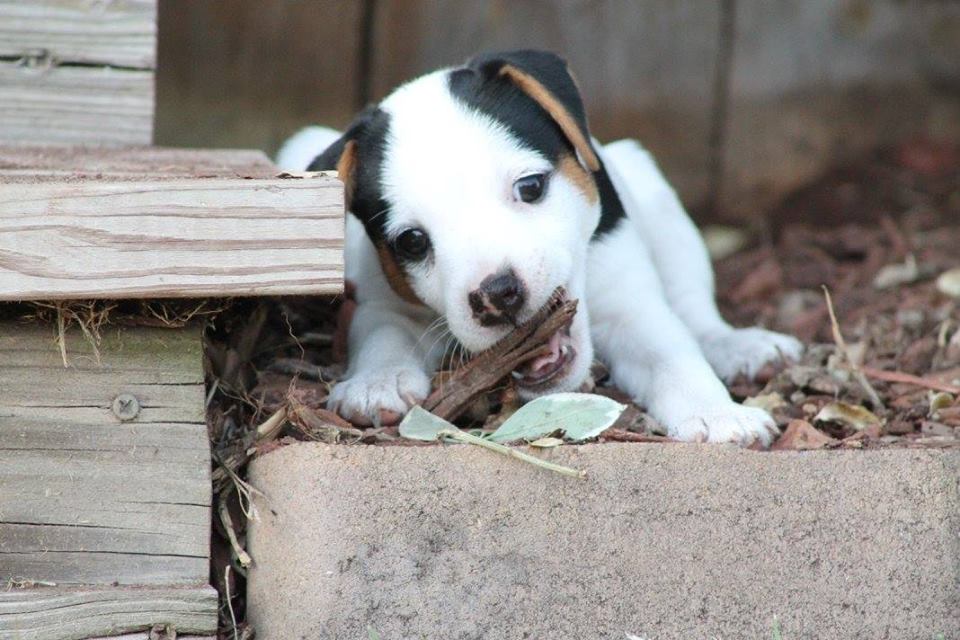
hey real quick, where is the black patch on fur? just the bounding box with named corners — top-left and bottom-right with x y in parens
top-left (449, 49), bottom-right (624, 237)
top-left (307, 105), bottom-right (393, 243)
top-left (592, 162), bottom-right (626, 237)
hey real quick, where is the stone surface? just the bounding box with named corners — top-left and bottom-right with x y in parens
top-left (247, 443), bottom-right (960, 639)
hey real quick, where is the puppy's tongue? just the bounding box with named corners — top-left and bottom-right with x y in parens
top-left (528, 330), bottom-right (564, 374)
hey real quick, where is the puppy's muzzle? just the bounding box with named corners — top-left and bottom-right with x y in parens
top-left (468, 269), bottom-right (526, 326)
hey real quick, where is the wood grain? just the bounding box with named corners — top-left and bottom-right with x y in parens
top-left (156, 1), bottom-right (363, 153)
top-left (0, 146), bottom-right (344, 299)
top-left (0, 585), bottom-right (218, 639)
top-left (0, 63), bottom-right (154, 146)
top-left (0, 146), bottom-right (276, 180)
top-left (0, 0), bottom-right (157, 69)
top-left (0, 324), bottom-right (210, 586)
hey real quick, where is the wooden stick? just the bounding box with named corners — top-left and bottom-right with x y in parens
top-left (822, 285), bottom-right (885, 409)
top-left (422, 287), bottom-right (578, 421)
top-left (861, 366), bottom-right (960, 395)
top-left (438, 429), bottom-right (586, 479)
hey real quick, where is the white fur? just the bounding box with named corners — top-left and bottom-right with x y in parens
top-left (278, 71), bottom-right (802, 442)
top-left (275, 126), bottom-right (342, 172)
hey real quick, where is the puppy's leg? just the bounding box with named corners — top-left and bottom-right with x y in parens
top-left (326, 301), bottom-right (434, 426)
top-left (588, 225), bottom-right (777, 445)
top-left (600, 139), bottom-right (802, 382)
top-left (326, 215), bottom-right (433, 425)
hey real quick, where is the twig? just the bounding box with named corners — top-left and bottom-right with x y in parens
top-left (600, 428), bottom-right (677, 443)
top-left (438, 428), bottom-right (586, 479)
top-left (861, 366), bottom-right (960, 395)
top-left (822, 286), bottom-right (885, 409)
top-left (225, 565), bottom-right (239, 640)
top-left (423, 287), bottom-right (578, 421)
top-left (218, 487), bottom-right (253, 569)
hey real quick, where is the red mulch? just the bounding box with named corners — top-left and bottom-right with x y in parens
top-left (208, 138), bottom-right (960, 455)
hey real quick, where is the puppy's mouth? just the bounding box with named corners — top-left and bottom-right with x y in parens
top-left (510, 321), bottom-right (576, 390)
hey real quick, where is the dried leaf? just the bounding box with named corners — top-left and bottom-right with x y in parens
top-left (814, 402), bottom-right (882, 431)
top-left (772, 419), bottom-right (836, 450)
top-left (528, 437), bottom-right (564, 448)
top-left (743, 392), bottom-right (787, 412)
top-left (489, 393), bottom-right (626, 443)
top-left (928, 391), bottom-right (954, 417)
top-left (701, 225), bottom-right (750, 261)
top-left (872, 254), bottom-right (918, 290)
top-left (936, 267), bottom-right (960, 298)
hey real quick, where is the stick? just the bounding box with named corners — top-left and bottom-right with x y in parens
top-left (439, 428), bottom-right (586, 479)
top-left (861, 366), bottom-right (960, 395)
top-left (423, 287), bottom-right (578, 421)
top-left (822, 286), bottom-right (885, 409)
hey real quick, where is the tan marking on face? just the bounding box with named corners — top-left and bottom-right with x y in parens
top-left (498, 64), bottom-right (601, 172)
top-left (376, 242), bottom-right (424, 306)
top-left (336, 140), bottom-right (359, 208)
top-left (558, 153), bottom-right (598, 204)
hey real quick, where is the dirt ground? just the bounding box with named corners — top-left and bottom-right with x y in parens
top-left (205, 137), bottom-right (960, 637)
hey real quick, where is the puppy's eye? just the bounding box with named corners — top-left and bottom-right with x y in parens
top-left (513, 173), bottom-right (547, 204)
top-left (394, 228), bottom-right (431, 261)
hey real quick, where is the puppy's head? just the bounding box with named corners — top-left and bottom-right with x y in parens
top-left (314, 50), bottom-right (605, 395)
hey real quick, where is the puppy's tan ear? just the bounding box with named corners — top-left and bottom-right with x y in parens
top-left (335, 140), bottom-right (358, 209)
top-left (471, 50), bottom-right (600, 172)
top-left (498, 64), bottom-right (600, 172)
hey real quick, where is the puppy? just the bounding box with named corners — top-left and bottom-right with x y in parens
top-left (277, 50), bottom-right (802, 446)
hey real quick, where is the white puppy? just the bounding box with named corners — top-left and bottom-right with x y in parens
top-left (277, 50), bottom-right (802, 446)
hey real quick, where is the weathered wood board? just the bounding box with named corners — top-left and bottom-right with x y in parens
top-left (0, 147), bottom-right (345, 299)
top-left (0, 0), bottom-right (156, 68)
top-left (0, 324), bottom-right (209, 587)
top-left (0, 585), bottom-right (218, 640)
top-left (156, 0), bottom-right (363, 152)
top-left (0, 0), bottom-right (156, 146)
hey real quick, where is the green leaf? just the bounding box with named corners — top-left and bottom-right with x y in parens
top-left (489, 392), bottom-right (626, 443)
top-left (398, 406), bottom-right (457, 441)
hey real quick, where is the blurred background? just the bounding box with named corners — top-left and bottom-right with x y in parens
top-left (155, 0), bottom-right (960, 220)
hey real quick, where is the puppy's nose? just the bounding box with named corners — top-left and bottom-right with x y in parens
top-left (468, 269), bottom-right (527, 325)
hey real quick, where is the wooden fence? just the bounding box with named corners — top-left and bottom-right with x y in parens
top-left (156, 0), bottom-right (960, 218)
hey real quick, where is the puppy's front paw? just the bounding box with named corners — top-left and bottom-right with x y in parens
top-left (700, 327), bottom-right (803, 383)
top-left (327, 366), bottom-right (431, 426)
top-left (670, 403), bottom-right (777, 447)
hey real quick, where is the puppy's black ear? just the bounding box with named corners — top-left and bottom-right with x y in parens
top-left (468, 50), bottom-right (600, 172)
top-left (306, 106), bottom-right (382, 209)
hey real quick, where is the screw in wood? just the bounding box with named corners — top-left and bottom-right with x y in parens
top-left (111, 393), bottom-right (141, 421)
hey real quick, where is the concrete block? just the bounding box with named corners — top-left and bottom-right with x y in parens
top-left (248, 443), bottom-right (960, 639)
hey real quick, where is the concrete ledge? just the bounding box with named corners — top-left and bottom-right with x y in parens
top-left (247, 443), bottom-right (960, 639)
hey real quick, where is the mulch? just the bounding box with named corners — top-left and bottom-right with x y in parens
top-left (203, 136), bottom-right (959, 638)
top-left (208, 137), bottom-right (960, 457)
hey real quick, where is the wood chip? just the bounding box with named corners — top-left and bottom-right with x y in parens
top-left (771, 419), bottom-right (837, 450)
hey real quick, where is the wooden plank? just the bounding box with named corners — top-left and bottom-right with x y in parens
top-left (0, 63), bottom-right (154, 146)
top-left (367, 0), bottom-right (721, 207)
top-left (0, 146), bottom-right (276, 180)
top-left (155, 0), bottom-right (363, 153)
top-left (0, 161), bottom-right (344, 298)
top-left (0, 585), bottom-right (218, 640)
top-left (0, 324), bottom-right (210, 586)
top-left (0, 0), bottom-right (157, 69)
